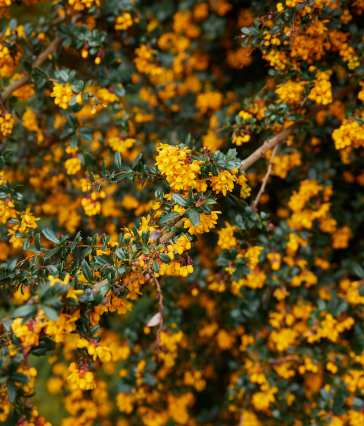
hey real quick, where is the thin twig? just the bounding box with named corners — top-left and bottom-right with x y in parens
top-left (240, 84), bottom-right (357, 172)
top-left (267, 355), bottom-right (298, 365)
top-left (112, 268), bottom-right (147, 296)
top-left (239, 411), bottom-right (245, 426)
top-left (252, 144), bottom-right (278, 209)
top-left (1, 38), bottom-right (63, 103)
top-left (150, 271), bottom-right (164, 352)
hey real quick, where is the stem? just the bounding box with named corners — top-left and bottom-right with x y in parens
top-left (1, 38), bottom-right (63, 103)
top-left (251, 144), bottom-right (278, 210)
top-left (240, 84), bottom-right (357, 172)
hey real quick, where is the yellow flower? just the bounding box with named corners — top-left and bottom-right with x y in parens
top-left (275, 80), bottom-right (306, 105)
top-left (155, 143), bottom-right (201, 191)
top-left (217, 222), bottom-right (237, 250)
top-left (209, 170), bottom-right (235, 196)
top-left (0, 112), bottom-right (14, 136)
top-left (173, 235), bottom-right (192, 254)
top-left (77, 338), bottom-right (112, 362)
top-left (50, 82), bottom-right (74, 109)
top-left (184, 211), bottom-right (221, 235)
top-left (67, 362), bottom-right (96, 391)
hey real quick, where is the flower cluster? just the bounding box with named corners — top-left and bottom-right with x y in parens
top-left (155, 144), bottom-right (202, 191)
top-left (51, 83), bottom-right (74, 110)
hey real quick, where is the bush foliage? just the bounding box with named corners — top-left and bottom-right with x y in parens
top-left (1, 0), bottom-right (364, 425)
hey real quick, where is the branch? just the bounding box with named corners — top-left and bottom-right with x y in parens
top-left (240, 84), bottom-right (357, 172)
top-left (239, 411), bottom-right (245, 426)
top-left (1, 38), bottom-right (63, 102)
top-left (160, 219), bottom-right (184, 242)
top-left (0, 315), bottom-right (12, 328)
top-left (151, 271), bottom-right (164, 351)
top-left (252, 144), bottom-right (278, 209)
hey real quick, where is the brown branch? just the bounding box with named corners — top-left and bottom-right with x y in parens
top-left (0, 315), bottom-right (12, 328)
top-left (267, 355), bottom-right (298, 364)
top-left (239, 411), bottom-right (245, 426)
top-left (240, 84), bottom-right (357, 172)
top-left (160, 219), bottom-right (184, 242)
top-left (92, 270), bottom-right (125, 295)
top-left (151, 271), bottom-right (164, 352)
top-left (252, 144), bottom-right (278, 209)
top-left (1, 38), bottom-right (63, 103)
top-left (112, 268), bottom-right (147, 296)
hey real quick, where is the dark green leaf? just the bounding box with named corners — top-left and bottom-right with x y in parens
top-left (159, 212), bottom-right (180, 226)
top-left (114, 152), bottom-right (122, 170)
top-left (172, 193), bottom-right (188, 207)
top-left (159, 253), bottom-right (171, 264)
top-left (43, 306), bottom-right (59, 321)
top-left (187, 208), bottom-right (200, 227)
top-left (132, 153), bottom-right (142, 170)
top-left (12, 304), bottom-right (37, 318)
top-left (43, 247), bottom-right (61, 260)
top-left (35, 233), bottom-right (41, 251)
top-left (153, 260), bottom-right (159, 273)
top-left (81, 260), bottom-right (93, 283)
top-left (11, 372), bottom-right (30, 383)
top-left (7, 381), bottom-right (16, 403)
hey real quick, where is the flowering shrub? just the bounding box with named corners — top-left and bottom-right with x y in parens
top-left (1, 1), bottom-right (364, 425)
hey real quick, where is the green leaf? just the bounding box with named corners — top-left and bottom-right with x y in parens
top-left (78, 127), bottom-right (93, 142)
top-left (172, 193), bottom-right (188, 207)
top-left (81, 260), bottom-right (93, 283)
top-left (113, 85), bottom-right (126, 97)
top-left (90, 325), bottom-right (100, 336)
top-left (352, 397), bottom-right (364, 408)
top-left (142, 246), bottom-right (151, 255)
top-left (12, 304), bottom-right (37, 318)
top-left (153, 260), bottom-right (160, 273)
top-left (42, 228), bottom-right (61, 245)
top-left (7, 380), bottom-right (16, 403)
top-left (142, 231), bottom-right (149, 244)
top-left (43, 306), bottom-right (59, 322)
top-left (11, 372), bottom-right (30, 383)
top-left (320, 388), bottom-right (331, 401)
top-left (112, 174), bottom-right (127, 182)
top-left (43, 247), bottom-right (61, 260)
top-left (115, 248), bottom-right (127, 260)
top-left (94, 256), bottom-right (109, 266)
top-left (159, 253), bottom-right (171, 264)
top-left (186, 187), bottom-right (193, 205)
top-left (93, 284), bottom-right (110, 306)
top-left (159, 212), bottom-right (180, 226)
top-left (35, 233), bottom-right (41, 251)
top-left (8, 258), bottom-right (17, 273)
top-left (352, 264), bottom-right (364, 279)
top-left (114, 151), bottom-right (122, 170)
top-left (29, 256), bottom-right (38, 269)
top-left (22, 238), bottom-right (30, 251)
top-left (187, 208), bottom-right (200, 227)
top-left (2, 149), bottom-right (13, 161)
top-left (132, 153), bottom-right (142, 170)
top-left (0, 375), bottom-right (9, 385)
top-left (99, 284), bottom-right (110, 299)
top-left (204, 198), bottom-right (217, 205)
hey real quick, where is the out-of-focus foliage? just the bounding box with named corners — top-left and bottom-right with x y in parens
top-left (1, 1), bottom-right (364, 425)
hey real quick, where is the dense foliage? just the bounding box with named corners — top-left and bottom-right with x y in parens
top-left (1, 0), bottom-right (364, 425)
